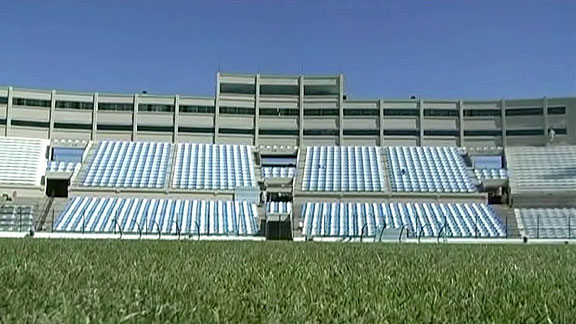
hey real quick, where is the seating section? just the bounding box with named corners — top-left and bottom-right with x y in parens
top-left (302, 202), bottom-right (505, 237)
top-left (47, 161), bottom-right (81, 173)
top-left (267, 201), bottom-right (292, 214)
top-left (387, 147), bottom-right (476, 193)
top-left (54, 197), bottom-right (259, 235)
top-left (262, 167), bottom-right (295, 178)
top-left (0, 205), bottom-right (34, 231)
top-left (173, 143), bottom-right (255, 190)
top-left (475, 169), bottom-right (508, 181)
top-left (81, 141), bottom-right (172, 188)
top-left (302, 146), bottom-right (385, 191)
top-left (515, 208), bottom-right (576, 239)
top-left (0, 137), bottom-right (48, 187)
top-left (506, 146), bottom-right (576, 194)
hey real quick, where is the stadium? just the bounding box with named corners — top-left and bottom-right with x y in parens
top-left (1, 72), bottom-right (575, 242)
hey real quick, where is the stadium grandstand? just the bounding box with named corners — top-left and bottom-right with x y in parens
top-left (0, 72), bottom-right (575, 241)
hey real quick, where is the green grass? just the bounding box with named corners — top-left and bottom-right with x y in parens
top-left (0, 240), bottom-right (575, 323)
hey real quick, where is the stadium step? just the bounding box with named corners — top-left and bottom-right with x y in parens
top-left (379, 148), bottom-right (391, 192)
top-left (491, 205), bottom-right (519, 238)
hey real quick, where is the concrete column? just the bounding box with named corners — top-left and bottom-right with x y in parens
top-left (458, 100), bottom-right (464, 147)
top-left (298, 76), bottom-right (304, 147)
top-left (5, 86), bottom-right (13, 136)
top-left (132, 94), bottom-right (139, 141)
top-left (214, 73), bottom-right (221, 144)
top-left (500, 99), bottom-right (507, 147)
top-left (254, 74), bottom-right (260, 146)
top-left (379, 100), bottom-right (384, 146)
top-left (49, 90), bottom-right (56, 139)
top-left (543, 97), bottom-right (549, 145)
top-left (173, 95), bottom-right (180, 143)
top-left (418, 99), bottom-right (424, 146)
top-left (338, 74), bottom-right (344, 146)
top-left (92, 92), bottom-right (98, 140)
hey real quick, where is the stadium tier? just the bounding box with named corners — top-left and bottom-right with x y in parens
top-left (387, 147), bottom-right (476, 193)
top-left (515, 208), bottom-right (576, 239)
top-left (261, 167), bottom-right (295, 178)
top-left (81, 141), bottom-right (173, 189)
top-left (475, 169), bottom-right (508, 181)
top-left (0, 137), bottom-right (48, 187)
top-left (47, 161), bottom-right (81, 173)
top-left (54, 197), bottom-right (259, 235)
top-left (172, 143), bottom-right (255, 190)
top-left (302, 202), bottom-right (505, 238)
top-left (302, 146), bottom-right (385, 192)
top-left (267, 201), bottom-right (292, 214)
top-left (0, 205), bottom-right (34, 231)
top-left (507, 146), bottom-right (576, 194)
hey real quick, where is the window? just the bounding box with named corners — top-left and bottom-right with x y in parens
top-left (552, 128), bottom-right (567, 135)
top-left (464, 130), bottom-right (501, 137)
top-left (548, 107), bottom-right (566, 115)
top-left (383, 129), bottom-right (419, 136)
top-left (220, 128), bottom-right (254, 135)
top-left (139, 104), bottom-right (174, 113)
top-left (343, 108), bottom-right (379, 116)
top-left (0, 119), bottom-right (5, 125)
top-left (259, 129), bottom-right (298, 136)
top-left (219, 106), bottom-right (255, 115)
top-left (54, 122), bottom-right (92, 130)
top-left (97, 124), bottom-right (132, 131)
top-left (304, 109), bottom-right (339, 116)
top-left (52, 147), bottom-right (84, 163)
top-left (473, 155), bottom-right (502, 169)
top-left (424, 129), bottom-right (459, 136)
top-left (220, 83), bottom-right (256, 94)
top-left (178, 126), bottom-right (214, 133)
top-left (99, 103), bottom-right (133, 111)
top-left (0, 97), bottom-right (8, 104)
top-left (506, 129), bottom-right (543, 136)
top-left (505, 108), bottom-right (543, 116)
top-left (343, 129), bottom-right (379, 136)
top-left (304, 129), bottom-right (338, 136)
top-left (179, 105), bottom-right (214, 114)
top-left (13, 98), bottom-right (51, 107)
top-left (12, 119), bottom-right (49, 128)
top-left (139, 125), bottom-right (173, 132)
top-left (464, 109), bottom-right (501, 117)
top-left (260, 85), bottom-right (299, 96)
top-left (424, 109), bottom-right (458, 117)
top-left (56, 101), bottom-right (93, 110)
top-left (260, 108), bottom-right (299, 116)
top-left (383, 109), bottom-right (419, 116)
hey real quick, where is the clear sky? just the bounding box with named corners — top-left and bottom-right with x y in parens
top-left (0, 0), bottom-right (575, 99)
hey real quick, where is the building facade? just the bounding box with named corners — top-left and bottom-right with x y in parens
top-left (1, 72), bottom-right (574, 147)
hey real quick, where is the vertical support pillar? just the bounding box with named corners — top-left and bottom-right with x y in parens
top-left (501, 99), bottom-right (507, 147)
top-left (214, 72), bottom-right (221, 144)
top-left (418, 99), bottom-right (424, 146)
top-left (5, 86), bottom-right (13, 136)
top-left (379, 99), bottom-right (384, 146)
top-left (254, 74), bottom-right (260, 147)
top-left (49, 90), bottom-right (56, 140)
top-left (543, 97), bottom-right (549, 145)
top-left (92, 92), bottom-right (98, 140)
top-left (132, 94), bottom-right (139, 141)
top-left (458, 100), bottom-right (465, 147)
top-left (338, 74), bottom-right (344, 146)
top-left (298, 76), bottom-right (304, 147)
top-left (173, 95), bottom-right (180, 143)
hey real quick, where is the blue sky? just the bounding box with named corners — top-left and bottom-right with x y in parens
top-left (0, 1), bottom-right (575, 99)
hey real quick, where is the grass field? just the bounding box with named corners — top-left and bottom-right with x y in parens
top-left (0, 240), bottom-right (575, 323)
